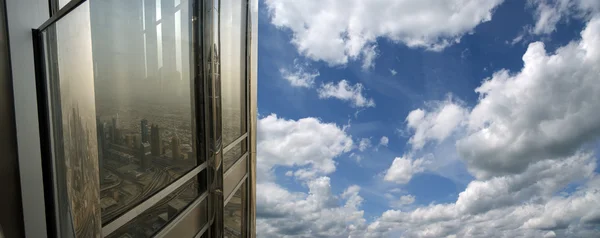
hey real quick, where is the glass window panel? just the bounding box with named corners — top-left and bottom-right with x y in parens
top-left (42, 1), bottom-right (101, 236)
top-left (90, 0), bottom-right (197, 225)
top-left (223, 138), bottom-right (246, 171)
top-left (41, 0), bottom-right (199, 234)
top-left (106, 172), bottom-right (205, 238)
top-left (220, 0), bottom-right (247, 146)
top-left (224, 180), bottom-right (246, 238)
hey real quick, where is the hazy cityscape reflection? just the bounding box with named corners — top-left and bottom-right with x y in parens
top-left (48, 0), bottom-right (247, 236)
top-left (94, 76), bottom-right (197, 237)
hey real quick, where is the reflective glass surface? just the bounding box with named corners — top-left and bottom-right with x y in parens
top-left (42, 2), bottom-right (101, 236)
top-left (220, 0), bottom-right (247, 146)
top-left (223, 138), bottom-right (246, 171)
top-left (42, 0), bottom-right (200, 235)
top-left (106, 173), bottom-right (204, 238)
top-left (91, 0), bottom-right (197, 225)
top-left (224, 180), bottom-right (246, 238)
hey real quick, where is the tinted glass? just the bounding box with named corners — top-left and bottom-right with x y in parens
top-left (42, 0), bottom-right (200, 234)
top-left (42, 1), bottom-right (101, 236)
top-left (224, 180), bottom-right (246, 238)
top-left (90, 0), bottom-right (197, 225)
top-left (106, 173), bottom-right (204, 238)
top-left (220, 0), bottom-right (247, 146)
top-left (223, 138), bottom-right (246, 171)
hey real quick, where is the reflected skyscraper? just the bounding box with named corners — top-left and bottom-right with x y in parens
top-left (112, 115), bottom-right (119, 143)
top-left (140, 142), bottom-right (151, 169)
top-left (150, 124), bottom-right (161, 156)
top-left (96, 118), bottom-right (106, 181)
top-left (141, 119), bottom-right (149, 143)
top-left (172, 136), bottom-right (180, 160)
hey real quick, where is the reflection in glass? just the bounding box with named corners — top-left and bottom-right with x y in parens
top-left (223, 139), bottom-right (246, 171)
top-left (43, 1), bottom-right (101, 236)
top-left (106, 173), bottom-right (204, 238)
top-left (90, 0), bottom-right (197, 225)
top-left (224, 181), bottom-right (246, 238)
top-left (220, 0), bottom-right (247, 146)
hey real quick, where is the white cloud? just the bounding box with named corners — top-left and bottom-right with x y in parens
top-left (279, 59), bottom-right (320, 88)
top-left (361, 44), bottom-right (378, 71)
top-left (317, 80), bottom-right (376, 108)
top-left (399, 195), bottom-right (416, 205)
top-left (379, 136), bottom-right (389, 146)
top-left (368, 154), bottom-right (599, 238)
top-left (265, 0), bottom-right (504, 66)
top-left (386, 194), bottom-right (417, 209)
top-left (358, 138), bottom-right (371, 152)
top-left (390, 69), bottom-right (397, 76)
top-left (529, 0), bottom-right (600, 35)
top-left (384, 156), bottom-right (427, 184)
top-left (406, 99), bottom-right (468, 150)
top-left (257, 178), bottom-right (368, 238)
top-left (349, 152), bottom-right (362, 162)
top-left (369, 17), bottom-right (600, 238)
top-left (458, 17), bottom-right (600, 178)
top-left (509, 32), bottom-right (525, 45)
top-left (258, 114), bottom-right (353, 181)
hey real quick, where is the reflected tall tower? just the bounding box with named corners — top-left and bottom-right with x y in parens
top-left (171, 136), bottom-right (180, 160)
top-left (141, 119), bottom-right (149, 143)
top-left (112, 115), bottom-right (119, 143)
top-left (96, 117), bottom-right (106, 182)
top-left (140, 142), bottom-right (151, 169)
top-left (150, 125), bottom-right (161, 156)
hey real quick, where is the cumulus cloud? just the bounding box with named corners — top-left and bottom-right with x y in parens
top-left (529, 0), bottom-right (600, 35)
top-left (257, 178), bottom-right (368, 238)
top-left (258, 114), bottom-right (353, 181)
top-left (390, 69), bottom-right (397, 76)
top-left (279, 59), bottom-right (320, 88)
top-left (358, 138), bottom-right (372, 152)
top-left (369, 16), bottom-right (600, 238)
top-left (384, 156), bottom-right (427, 184)
top-left (265, 0), bottom-right (504, 66)
top-left (458, 17), bottom-right (600, 178)
top-left (256, 115), bottom-right (372, 237)
top-left (379, 136), bottom-right (389, 146)
top-left (369, 154), bottom-right (599, 238)
top-left (399, 195), bottom-right (416, 205)
top-left (317, 80), bottom-right (376, 108)
top-left (406, 99), bottom-right (468, 150)
top-left (361, 44), bottom-right (378, 71)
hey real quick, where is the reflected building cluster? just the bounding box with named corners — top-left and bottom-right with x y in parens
top-left (96, 109), bottom-right (196, 228)
top-left (28, 0), bottom-right (254, 236)
top-left (86, 0), bottom-right (197, 236)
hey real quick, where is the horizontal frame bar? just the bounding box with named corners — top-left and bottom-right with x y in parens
top-left (224, 174), bottom-right (247, 206)
top-left (194, 221), bottom-right (210, 238)
top-left (37, 0), bottom-right (87, 31)
top-left (154, 191), bottom-right (209, 238)
top-left (102, 162), bottom-right (208, 236)
top-left (223, 133), bottom-right (247, 154)
top-left (224, 152), bottom-right (248, 178)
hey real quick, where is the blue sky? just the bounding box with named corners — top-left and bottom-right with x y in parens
top-left (255, 0), bottom-right (600, 237)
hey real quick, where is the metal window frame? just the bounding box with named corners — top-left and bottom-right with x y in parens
top-left (223, 132), bottom-right (247, 154)
top-left (32, 0), bottom-right (224, 237)
top-left (20, 0), bottom-right (257, 237)
top-left (101, 162), bottom-right (208, 236)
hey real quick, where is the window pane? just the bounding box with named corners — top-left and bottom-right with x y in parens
top-left (223, 138), bottom-right (246, 171)
top-left (224, 180), bottom-right (246, 238)
top-left (42, 1), bottom-right (101, 236)
top-left (42, 0), bottom-right (199, 235)
top-left (220, 0), bottom-right (247, 146)
top-left (90, 0), bottom-right (197, 225)
top-left (106, 173), bottom-right (206, 238)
